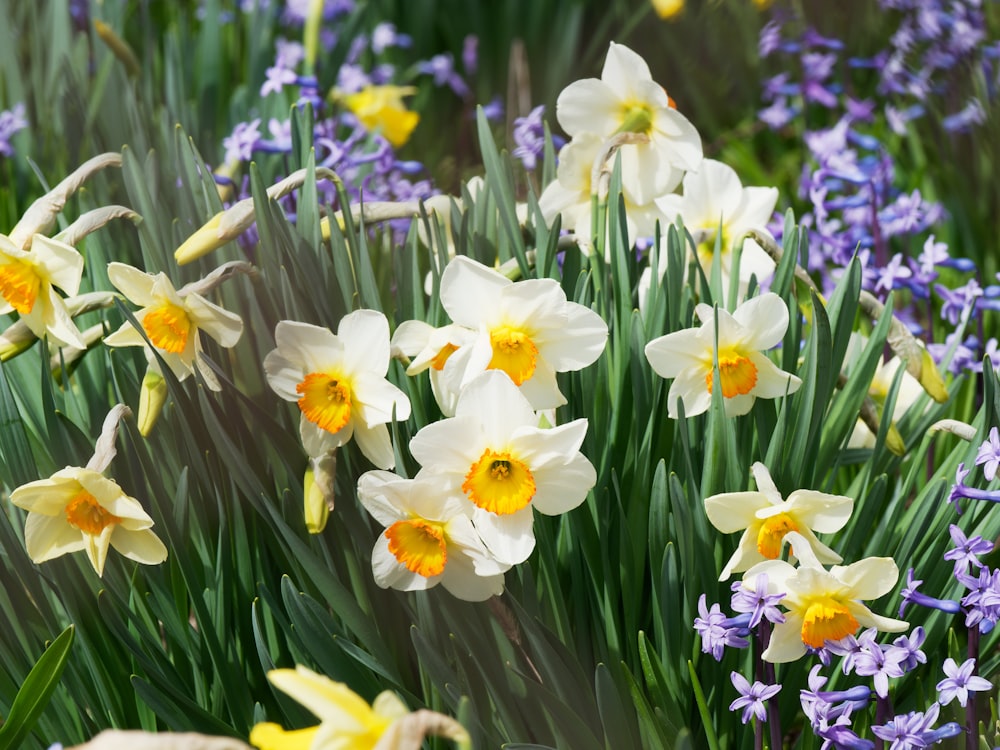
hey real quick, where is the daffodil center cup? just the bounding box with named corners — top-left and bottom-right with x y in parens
top-left (488, 326), bottom-right (538, 386)
top-left (800, 596), bottom-right (860, 648)
top-left (705, 349), bottom-right (758, 399)
top-left (296, 372), bottom-right (352, 433)
top-left (385, 518), bottom-right (447, 576)
top-left (616, 101), bottom-right (655, 136)
top-left (756, 513), bottom-right (799, 558)
top-left (462, 448), bottom-right (536, 515)
top-left (65, 490), bottom-right (121, 535)
top-left (432, 343), bottom-right (459, 371)
top-left (0, 260), bottom-right (41, 314)
top-left (142, 301), bottom-right (193, 353)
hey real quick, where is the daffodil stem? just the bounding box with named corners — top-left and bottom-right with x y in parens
top-left (967, 626), bottom-right (980, 750)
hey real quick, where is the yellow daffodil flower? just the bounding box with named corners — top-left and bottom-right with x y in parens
top-left (251, 665), bottom-right (470, 750)
top-left (744, 532), bottom-right (907, 662)
top-left (390, 320), bottom-right (478, 416)
top-left (407, 371), bottom-right (595, 566)
top-left (358, 470), bottom-right (510, 601)
top-left (342, 85), bottom-right (420, 148)
top-left (104, 262), bottom-right (246, 391)
top-left (0, 233), bottom-right (86, 349)
top-left (556, 42), bottom-right (702, 205)
top-left (644, 292), bottom-right (802, 418)
top-left (10, 405), bottom-right (167, 577)
top-left (704, 462), bottom-right (853, 580)
top-left (263, 311), bottom-right (411, 470)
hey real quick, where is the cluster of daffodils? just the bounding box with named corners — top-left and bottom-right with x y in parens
top-left (539, 42), bottom-right (779, 305)
top-left (704, 463), bottom-right (905, 663)
top-left (695, 463), bottom-right (986, 746)
top-left (357, 371), bottom-right (596, 601)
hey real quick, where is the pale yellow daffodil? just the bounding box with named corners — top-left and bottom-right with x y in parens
top-left (104, 262), bottom-right (246, 391)
top-left (744, 532), bottom-right (907, 662)
top-left (10, 405), bottom-right (167, 577)
top-left (705, 462), bottom-right (853, 580)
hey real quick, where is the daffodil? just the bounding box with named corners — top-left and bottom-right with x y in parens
top-left (342, 85), bottom-right (420, 147)
top-left (844, 333), bottom-right (924, 449)
top-left (556, 42), bottom-right (702, 206)
top-left (263, 311), bottom-right (411, 470)
top-left (0, 233), bottom-right (86, 349)
top-left (358, 470), bottom-right (509, 601)
top-left (390, 320), bottom-right (478, 416)
top-left (705, 462), bottom-right (853, 580)
top-left (646, 158), bottom-right (779, 304)
top-left (644, 292), bottom-right (801, 418)
top-left (103, 262), bottom-right (246, 391)
top-left (436, 255), bottom-right (608, 410)
top-left (250, 665), bottom-right (469, 750)
top-left (9, 405), bottom-right (167, 577)
top-left (538, 132), bottom-right (669, 250)
top-left (408, 371), bottom-right (595, 565)
top-left (744, 532), bottom-right (908, 663)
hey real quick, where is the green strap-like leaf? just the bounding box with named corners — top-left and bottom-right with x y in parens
top-left (0, 624), bottom-right (75, 750)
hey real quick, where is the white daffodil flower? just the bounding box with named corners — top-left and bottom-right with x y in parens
top-left (104, 262), bottom-right (245, 391)
top-left (9, 405), bottom-right (167, 577)
top-left (407, 371), bottom-right (596, 566)
top-left (251, 666), bottom-right (470, 750)
top-left (640, 158), bottom-right (779, 309)
top-left (744, 532), bottom-right (907, 663)
top-left (358, 470), bottom-right (510, 601)
top-left (556, 42), bottom-right (703, 205)
top-left (844, 333), bottom-right (924, 449)
top-left (538, 132), bottom-right (668, 250)
top-left (436, 255), bottom-right (608, 411)
top-left (264, 311), bottom-right (411, 470)
top-left (0, 233), bottom-right (86, 349)
top-left (704, 462), bottom-right (853, 580)
top-left (390, 320), bottom-right (478, 417)
top-left (644, 292), bottom-right (801, 418)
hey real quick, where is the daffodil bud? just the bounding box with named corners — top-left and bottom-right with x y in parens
top-left (138, 369), bottom-right (168, 437)
top-left (173, 212), bottom-right (226, 265)
top-left (303, 451), bottom-right (336, 534)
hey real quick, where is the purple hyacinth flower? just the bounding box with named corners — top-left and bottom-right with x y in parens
top-left (937, 657), bottom-right (992, 707)
top-left (729, 672), bottom-right (781, 724)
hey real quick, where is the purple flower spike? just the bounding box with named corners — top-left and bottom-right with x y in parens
top-left (729, 672), bottom-right (781, 724)
top-left (731, 574), bottom-right (786, 628)
top-left (945, 525), bottom-right (994, 575)
top-left (693, 595), bottom-right (749, 661)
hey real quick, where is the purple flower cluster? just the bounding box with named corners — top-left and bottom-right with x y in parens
top-left (871, 703), bottom-right (962, 748)
top-left (876, 0), bottom-right (998, 134)
top-left (0, 103), bottom-right (28, 158)
top-left (693, 594), bottom-right (751, 661)
top-left (757, 10), bottom-right (998, 370)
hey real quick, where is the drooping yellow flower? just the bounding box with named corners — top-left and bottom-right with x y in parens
top-left (342, 85), bottom-right (420, 147)
top-left (251, 665), bottom-right (470, 750)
